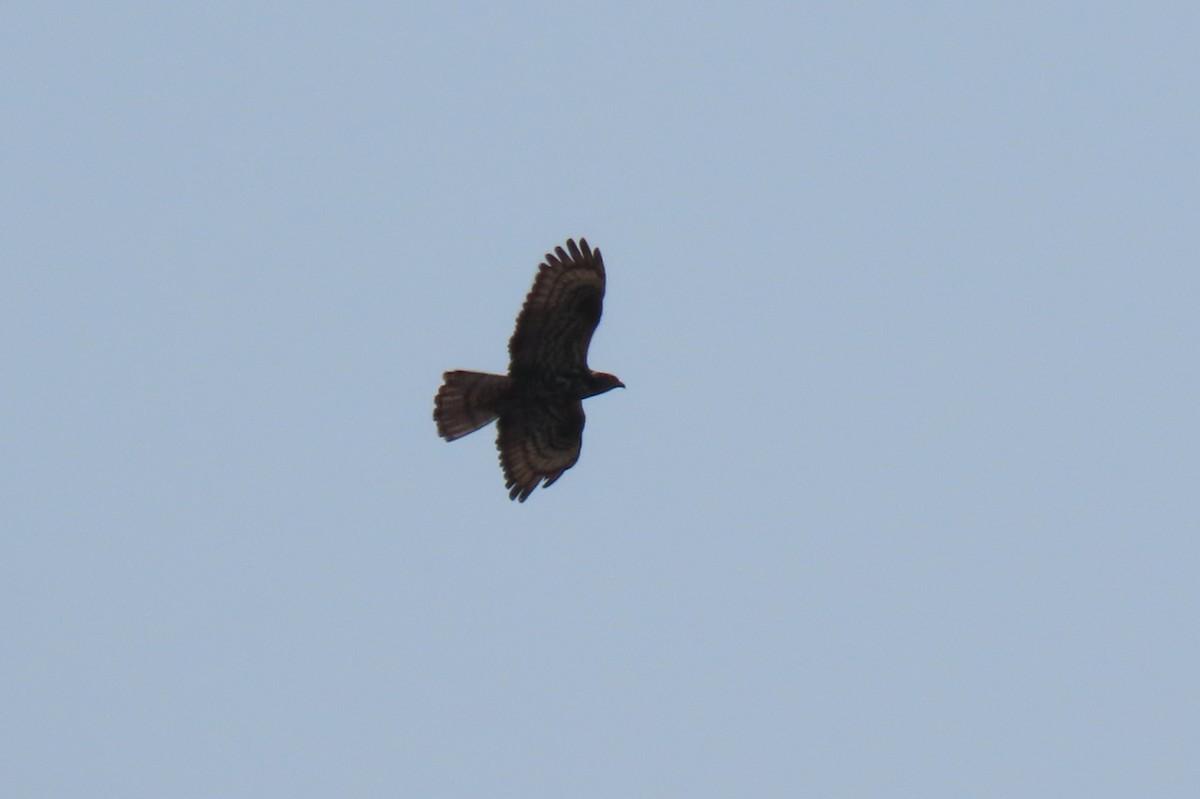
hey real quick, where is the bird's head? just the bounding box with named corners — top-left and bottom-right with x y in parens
top-left (585, 371), bottom-right (625, 398)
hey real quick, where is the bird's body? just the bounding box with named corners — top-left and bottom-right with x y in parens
top-left (434, 238), bottom-right (623, 501)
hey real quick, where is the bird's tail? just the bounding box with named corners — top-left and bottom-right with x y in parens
top-left (434, 371), bottom-right (512, 441)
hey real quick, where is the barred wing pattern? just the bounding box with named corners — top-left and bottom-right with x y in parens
top-left (508, 238), bottom-right (606, 379)
top-left (497, 401), bottom-right (585, 502)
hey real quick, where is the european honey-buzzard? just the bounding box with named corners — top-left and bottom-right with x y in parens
top-left (433, 238), bottom-right (623, 501)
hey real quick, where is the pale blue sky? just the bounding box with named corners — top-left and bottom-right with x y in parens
top-left (3, 2), bottom-right (1198, 796)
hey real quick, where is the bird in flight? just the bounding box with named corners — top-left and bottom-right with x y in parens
top-left (434, 238), bottom-right (624, 501)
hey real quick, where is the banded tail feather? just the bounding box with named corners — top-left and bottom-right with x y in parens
top-left (433, 371), bottom-right (512, 441)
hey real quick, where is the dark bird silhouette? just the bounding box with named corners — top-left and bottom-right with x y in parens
top-left (434, 238), bottom-right (623, 501)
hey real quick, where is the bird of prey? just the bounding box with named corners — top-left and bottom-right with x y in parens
top-left (434, 238), bottom-right (623, 501)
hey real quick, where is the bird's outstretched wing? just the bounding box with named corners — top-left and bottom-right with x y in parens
top-left (508, 238), bottom-right (606, 380)
top-left (496, 401), bottom-right (585, 502)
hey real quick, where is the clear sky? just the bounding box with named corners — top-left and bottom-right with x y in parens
top-left (3, 2), bottom-right (1197, 796)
